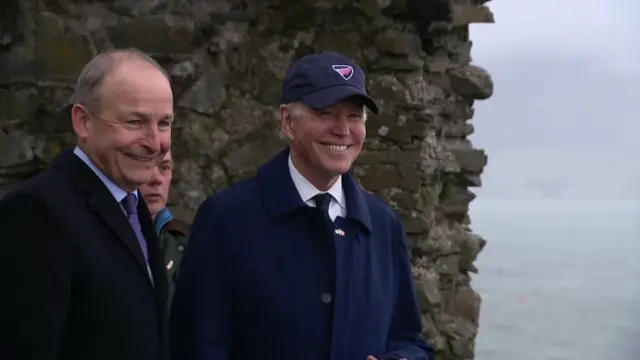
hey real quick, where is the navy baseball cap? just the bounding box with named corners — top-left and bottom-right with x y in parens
top-left (280, 52), bottom-right (379, 114)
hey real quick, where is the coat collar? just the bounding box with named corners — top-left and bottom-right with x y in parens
top-left (51, 150), bottom-right (160, 290)
top-left (257, 147), bottom-right (372, 234)
top-left (288, 154), bottom-right (345, 211)
top-left (72, 146), bottom-right (138, 204)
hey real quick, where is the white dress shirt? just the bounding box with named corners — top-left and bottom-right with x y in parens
top-left (73, 146), bottom-right (139, 212)
top-left (288, 154), bottom-right (346, 221)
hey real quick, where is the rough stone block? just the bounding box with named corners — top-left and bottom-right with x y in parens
top-left (112, 0), bottom-right (167, 17)
top-left (367, 74), bottom-right (411, 105)
top-left (35, 12), bottom-right (95, 81)
top-left (173, 158), bottom-right (208, 210)
top-left (425, 52), bottom-right (456, 73)
top-left (401, 212), bottom-right (430, 234)
top-left (356, 0), bottom-right (393, 16)
top-left (169, 59), bottom-right (200, 87)
top-left (372, 55), bottom-right (424, 71)
top-left (108, 17), bottom-right (195, 54)
top-left (461, 173), bottom-right (482, 188)
top-left (434, 254), bottom-right (460, 275)
top-left (178, 67), bottom-right (226, 115)
top-left (439, 184), bottom-right (476, 219)
top-left (442, 120), bottom-right (474, 138)
top-left (0, 88), bottom-right (38, 123)
top-left (313, 30), bottom-right (364, 64)
top-left (415, 276), bottom-right (442, 311)
top-left (177, 111), bottom-right (229, 158)
top-left (459, 232), bottom-right (486, 274)
top-left (0, 130), bottom-right (43, 186)
top-left (450, 148), bottom-right (487, 173)
top-left (375, 29), bottom-right (422, 56)
top-left (397, 164), bottom-right (422, 191)
top-left (401, 72), bottom-right (447, 106)
top-left (366, 113), bottom-right (412, 143)
top-left (0, 130), bottom-right (36, 167)
top-left (0, 0), bottom-right (21, 50)
top-left (359, 165), bottom-right (405, 191)
top-left (438, 313), bottom-right (478, 358)
top-left (448, 64), bottom-right (494, 100)
top-left (222, 135), bottom-right (286, 178)
top-left (218, 96), bottom-right (278, 139)
top-left (356, 149), bottom-right (422, 165)
top-left (452, 4), bottom-right (495, 26)
top-left (389, 191), bottom-right (423, 209)
top-left (0, 48), bottom-right (37, 83)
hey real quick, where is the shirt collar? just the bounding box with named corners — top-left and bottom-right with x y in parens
top-left (73, 146), bottom-right (138, 205)
top-left (288, 154), bottom-right (345, 209)
top-left (154, 207), bottom-right (173, 234)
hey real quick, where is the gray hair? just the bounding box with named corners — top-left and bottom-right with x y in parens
top-left (69, 48), bottom-right (170, 112)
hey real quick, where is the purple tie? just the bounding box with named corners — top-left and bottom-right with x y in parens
top-left (122, 193), bottom-right (149, 264)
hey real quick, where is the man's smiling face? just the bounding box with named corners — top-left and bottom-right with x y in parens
top-left (281, 98), bottom-right (366, 190)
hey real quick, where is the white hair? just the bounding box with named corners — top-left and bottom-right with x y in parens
top-left (279, 101), bottom-right (368, 140)
top-left (285, 101), bottom-right (368, 122)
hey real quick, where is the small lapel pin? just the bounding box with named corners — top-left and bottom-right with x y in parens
top-left (166, 260), bottom-right (174, 270)
top-left (335, 229), bottom-right (345, 236)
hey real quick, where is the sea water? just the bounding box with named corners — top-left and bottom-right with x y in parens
top-left (470, 199), bottom-right (640, 360)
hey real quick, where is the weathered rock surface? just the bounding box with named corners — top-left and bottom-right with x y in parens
top-left (0, 0), bottom-right (495, 359)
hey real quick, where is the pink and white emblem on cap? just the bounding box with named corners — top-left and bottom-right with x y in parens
top-left (332, 65), bottom-right (353, 80)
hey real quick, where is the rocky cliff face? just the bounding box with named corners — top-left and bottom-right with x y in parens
top-left (0, 0), bottom-right (494, 358)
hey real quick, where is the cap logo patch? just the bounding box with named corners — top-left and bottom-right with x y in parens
top-left (332, 65), bottom-right (353, 80)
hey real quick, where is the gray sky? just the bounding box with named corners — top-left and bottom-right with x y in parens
top-left (468, 0), bottom-right (639, 200)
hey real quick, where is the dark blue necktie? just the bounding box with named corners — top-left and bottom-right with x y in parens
top-left (313, 193), bottom-right (333, 228)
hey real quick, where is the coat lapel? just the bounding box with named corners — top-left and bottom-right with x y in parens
top-left (138, 195), bottom-right (168, 291)
top-left (257, 147), bottom-right (373, 235)
top-left (137, 194), bottom-right (169, 318)
top-left (52, 150), bottom-right (154, 288)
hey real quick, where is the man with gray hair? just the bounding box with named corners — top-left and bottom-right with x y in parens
top-left (0, 48), bottom-right (173, 360)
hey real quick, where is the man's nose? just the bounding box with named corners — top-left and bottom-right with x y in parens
top-left (332, 116), bottom-right (350, 136)
top-left (143, 126), bottom-right (163, 153)
top-left (148, 170), bottom-right (162, 185)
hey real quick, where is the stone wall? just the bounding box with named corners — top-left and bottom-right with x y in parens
top-left (0, 0), bottom-right (494, 358)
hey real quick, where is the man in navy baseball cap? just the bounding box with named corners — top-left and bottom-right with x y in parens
top-left (276, 51), bottom-right (380, 192)
top-left (280, 51), bottom-right (379, 115)
top-left (169, 50), bottom-right (433, 360)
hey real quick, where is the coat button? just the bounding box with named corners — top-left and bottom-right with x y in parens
top-left (321, 293), bottom-right (332, 304)
top-left (178, 245), bottom-right (184, 251)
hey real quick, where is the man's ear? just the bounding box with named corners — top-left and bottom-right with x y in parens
top-left (280, 104), bottom-right (295, 141)
top-left (71, 104), bottom-right (91, 140)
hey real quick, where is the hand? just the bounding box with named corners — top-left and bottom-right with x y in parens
top-left (367, 356), bottom-right (407, 360)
